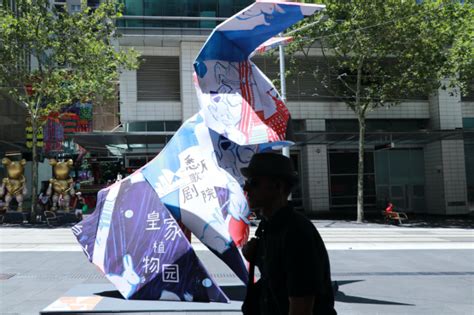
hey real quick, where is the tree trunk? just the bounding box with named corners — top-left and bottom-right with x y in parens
top-left (356, 114), bottom-right (366, 223)
top-left (30, 116), bottom-right (38, 223)
top-left (355, 56), bottom-right (365, 223)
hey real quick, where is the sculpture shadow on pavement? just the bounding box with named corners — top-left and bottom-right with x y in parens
top-left (335, 279), bottom-right (415, 306)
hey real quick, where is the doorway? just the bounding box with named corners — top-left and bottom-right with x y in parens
top-left (374, 149), bottom-right (425, 212)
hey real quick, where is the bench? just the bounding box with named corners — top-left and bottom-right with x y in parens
top-left (382, 210), bottom-right (408, 225)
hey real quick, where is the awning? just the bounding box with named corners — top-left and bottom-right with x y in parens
top-left (70, 131), bottom-right (175, 155)
top-left (294, 129), bottom-right (474, 146)
top-left (71, 129), bottom-right (473, 155)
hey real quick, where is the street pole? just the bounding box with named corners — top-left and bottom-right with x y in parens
top-left (279, 34), bottom-right (290, 159)
top-left (279, 34), bottom-right (292, 202)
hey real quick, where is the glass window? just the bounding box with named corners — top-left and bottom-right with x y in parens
top-left (390, 150), bottom-right (411, 185)
top-left (330, 152), bottom-right (358, 174)
top-left (463, 118), bottom-right (474, 129)
top-left (118, 0), bottom-right (253, 29)
top-left (164, 121), bottom-right (182, 131)
top-left (87, 0), bottom-right (100, 8)
top-left (329, 151), bottom-right (374, 174)
top-left (147, 121), bottom-right (165, 132)
top-left (374, 151), bottom-right (389, 185)
top-left (127, 122), bottom-right (146, 132)
top-left (326, 119), bottom-right (429, 132)
top-left (329, 151), bottom-right (376, 208)
top-left (409, 149), bottom-right (424, 185)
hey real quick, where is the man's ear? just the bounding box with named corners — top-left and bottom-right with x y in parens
top-left (66, 159), bottom-right (73, 167)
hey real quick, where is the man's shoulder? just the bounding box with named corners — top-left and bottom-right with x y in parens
top-left (290, 210), bottom-right (315, 227)
top-left (287, 210), bottom-right (319, 236)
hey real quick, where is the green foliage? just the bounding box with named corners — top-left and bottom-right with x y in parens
top-left (0, 0), bottom-right (140, 124)
top-left (286, 0), bottom-right (473, 115)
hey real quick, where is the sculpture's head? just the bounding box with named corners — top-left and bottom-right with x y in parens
top-left (2, 158), bottom-right (26, 179)
top-left (50, 159), bottom-right (73, 180)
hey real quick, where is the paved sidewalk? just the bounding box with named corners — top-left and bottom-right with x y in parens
top-left (0, 222), bottom-right (473, 314)
top-left (1, 223), bottom-right (473, 251)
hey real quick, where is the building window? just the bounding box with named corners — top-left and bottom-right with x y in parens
top-left (374, 149), bottom-right (425, 212)
top-left (126, 121), bottom-right (182, 132)
top-left (118, 0), bottom-right (253, 29)
top-left (137, 56), bottom-right (180, 101)
top-left (328, 151), bottom-right (376, 209)
top-left (464, 118), bottom-right (474, 129)
top-left (70, 4), bottom-right (81, 12)
top-left (326, 119), bottom-right (429, 132)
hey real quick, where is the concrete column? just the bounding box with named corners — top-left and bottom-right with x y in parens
top-left (301, 119), bottom-right (330, 213)
top-left (119, 69), bottom-right (137, 123)
top-left (424, 140), bottom-right (468, 214)
top-left (429, 81), bottom-right (463, 130)
top-left (302, 145), bottom-right (330, 212)
top-left (425, 83), bottom-right (468, 214)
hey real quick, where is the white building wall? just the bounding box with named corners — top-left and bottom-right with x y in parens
top-left (424, 140), bottom-right (469, 215)
top-left (441, 140), bottom-right (468, 214)
top-left (180, 42), bottom-right (203, 120)
top-left (288, 101), bottom-right (429, 120)
top-left (117, 37), bottom-right (472, 215)
top-left (425, 82), bottom-right (468, 214)
top-left (429, 83), bottom-right (463, 130)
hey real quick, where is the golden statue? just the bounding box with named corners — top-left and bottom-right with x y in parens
top-left (0, 158), bottom-right (27, 212)
top-left (47, 159), bottom-right (75, 212)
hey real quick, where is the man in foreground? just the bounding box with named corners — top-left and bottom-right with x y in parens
top-left (242, 152), bottom-right (336, 315)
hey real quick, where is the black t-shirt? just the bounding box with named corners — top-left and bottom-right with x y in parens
top-left (255, 206), bottom-right (336, 315)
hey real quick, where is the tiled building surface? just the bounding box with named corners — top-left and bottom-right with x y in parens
top-left (69, 0), bottom-right (471, 216)
top-left (1, 0), bottom-right (471, 215)
top-left (117, 31), bottom-right (473, 215)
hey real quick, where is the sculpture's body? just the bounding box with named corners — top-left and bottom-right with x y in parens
top-left (47, 159), bottom-right (75, 212)
top-left (0, 158), bottom-right (27, 211)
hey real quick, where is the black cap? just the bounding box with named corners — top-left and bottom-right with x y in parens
top-left (240, 152), bottom-right (298, 184)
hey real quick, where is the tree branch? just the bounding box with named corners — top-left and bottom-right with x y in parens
top-left (319, 38), bottom-right (355, 109)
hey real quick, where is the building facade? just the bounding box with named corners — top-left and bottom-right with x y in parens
top-left (2, 0), bottom-right (471, 214)
top-left (112, 0), bottom-right (473, 215)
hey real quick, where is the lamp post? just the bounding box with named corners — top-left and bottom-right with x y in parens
top-left (279, 34), bottom-right (290, 160)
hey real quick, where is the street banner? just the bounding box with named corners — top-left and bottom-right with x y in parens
top-left (73, 0), bottom-right (324, 302)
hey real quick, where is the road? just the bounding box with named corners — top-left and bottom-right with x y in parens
top-left (0, 223), bottom-right (473, 314)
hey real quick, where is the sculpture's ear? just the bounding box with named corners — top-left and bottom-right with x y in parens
top-left (49, 159), bottom-right (57, 166)
top-left (2, 158), bottom-right (11, 166)
top-left (20, 159), bottom-right (26, 166)
top-left (66, 159), bottom-right (74, 167)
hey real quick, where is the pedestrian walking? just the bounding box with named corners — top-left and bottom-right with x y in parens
top-left (241, 152), bottom-right (336, 315)
top-left (72, 192), bottom-right (86, 221)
